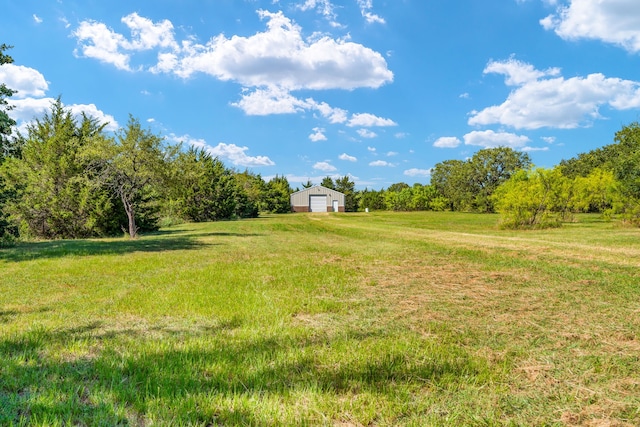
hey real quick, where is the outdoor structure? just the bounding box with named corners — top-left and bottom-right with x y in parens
top-left (290, 185), bottom-right (346, 213)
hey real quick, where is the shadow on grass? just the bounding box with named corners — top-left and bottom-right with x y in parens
top-left (195, 232), bottom-right (264, 238)
top-left (0, 235), bottom-right (217, 263)
top-left (0, 320), bottom-right (487, 425)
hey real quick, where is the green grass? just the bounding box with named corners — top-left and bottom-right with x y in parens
top-left (1, 212), bottom-right (639, 426)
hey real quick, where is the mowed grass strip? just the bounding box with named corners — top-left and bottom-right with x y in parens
top-left (0, 212), bottom-right (639, 426)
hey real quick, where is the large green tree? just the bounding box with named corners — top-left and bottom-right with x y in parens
top-left (263, 175), bottom-right (292, 213)
top-left (611, 122), bottom-right (640, 224)
top-left (235, 169), bottom-right (267, 213)
top-left (409, 183), bottom-right (446, 211)
top-left (171, 147), bottom-right (257, 222)
top-left (87, 116), bottom-right (174, 238)
top-left (467, 147), bottom-right (532, 212)
top-left (492, 168), bottom-right (563, 229)
top-left (321, 176), bottom-right (335, 190)
top-left (430, 159), bottom-right (471, 211)
top-left (1, 99), bottom-right (118, 239)
top-left (557, 122), bottom-right (640, 223)
top-left (334, 175), bottom-right (357, 212)
top-left (357, 188), bottom-right (385, 211)
top-left (431, 147), bottom-right (531, 212)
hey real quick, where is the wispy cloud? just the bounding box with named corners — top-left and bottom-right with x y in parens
top-left (357, 0), bottom-right (385, 24)
top-left (357, 128), bottom-right (378, 138)
top-left (404, 168), bottom-right (431, 177)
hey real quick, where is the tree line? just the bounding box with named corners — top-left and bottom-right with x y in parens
top-left (0, 98), bottom-right (301, 242)
top-left (2, 44), bottom-right (640, 244)
top-left (315, 124), bottom-right (640, 230)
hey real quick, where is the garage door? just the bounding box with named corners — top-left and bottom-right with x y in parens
top-left (309, 195), bottom-right (327, 212)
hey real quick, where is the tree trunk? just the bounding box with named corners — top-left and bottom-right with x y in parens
top-left (121, 193), bottom-right (138, 239)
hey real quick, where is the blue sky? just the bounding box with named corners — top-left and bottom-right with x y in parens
top-left (2, 0), bottom-right (640, 189)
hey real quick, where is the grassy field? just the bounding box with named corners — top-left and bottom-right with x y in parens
top-left (1, 212), bottom-right (639, 426)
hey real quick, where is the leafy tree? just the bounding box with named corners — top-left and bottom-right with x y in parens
top-left (431, 148), bottom-right (531, 212)
top-left (492, 167), bottom-right (576, 229)
top-left (409, 183), bottom-right (443, 211)
top-left (334, 175), bottom-right (357, 212)
top-left (264, 175), bottom-right (292, 213)
top-left (169, 147), bottom-right (258, 222)
top-left (233, 178), bottom-right (259, 219)
top-left (301, 179), bottom-right (313, 189)
top-left (430, 159), bottom-right (472, 211)
top-left (384, 187), bottom-right (412, 211)
top-left (321, 176), bottom-right (335, 190)
top-left (1, 99), bottom-right (118, 239)
top-left (611, 122), bottom-right (640, 224)
top-left (387, 182), bottom-right (410, 193)
top-left (235, 169), bottom-right (267, 213)
top-left (171, 148), bottom-right (235, 221)
top-left (572, 168), bottom-right (618, 214)
top-left (357, 188), bottom-right (385, 211)
top-left (492, 169), bottom-right (561, 229)
top-left (468, 147), bottom-right (531, 212)
top-left (86, 116), bottom-right (174, 238)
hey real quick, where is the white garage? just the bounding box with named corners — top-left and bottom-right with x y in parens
top-left (290, 185), bottom-right (346, 213)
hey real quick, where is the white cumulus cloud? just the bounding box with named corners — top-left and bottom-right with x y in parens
top-left (541, 0), bottom-right (640, 53)
top-left (11, 98), bottom-right (118, 134)
top-left (348, 112), bottom-right (397, 127)
top-left (369, 160), bottom-right (394, 167)
top-left (231, 86), bottom-right (312, 115)
top-left (469, 58), bottom-right (640, 129)
top-left (73, 20), bottom-right (133, 70)
top-left (3, 63), bottom-right (117, 135)
top-left (483, 57), bottom-right (560, 86)
top-left (207, 142), bottom-right (276, 167)
top-left (68, 103), bottom-right (119, 132)
top-left (313, 161), bottom-right (337, 172)
top-left (169, 134), bottom-right (275, 167)
top-left (159, 10), bottom-right (393, 91)
top-left (309, 127), bottom-right (327, 141)
top-left (120, 13), bottom-right (178, 51)
top-left (73, 13), bottom-right (178, 71)
top-left (0, 63), bottom-right (49, 98)
top-left (463, 130), bottom-right (531, 149)
top-left (433, 136), bottom-right (461, 148)
top-left (72, 10), bottom-right (395, 128)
